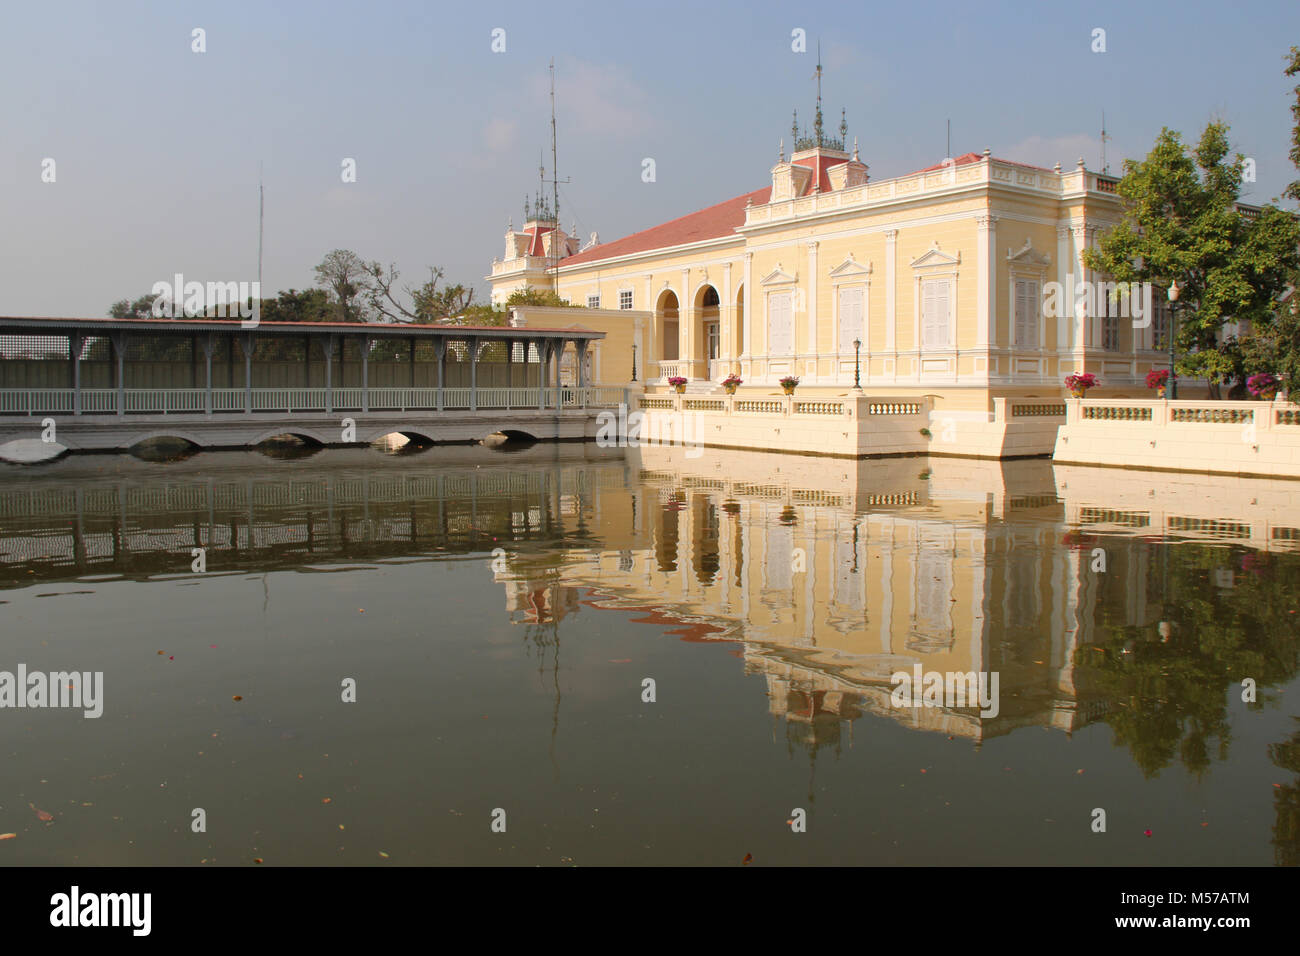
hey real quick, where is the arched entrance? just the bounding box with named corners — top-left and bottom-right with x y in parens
top-left (654, 289), bottom-right (679, 381)
top-left (694, 285), bottom-right (721, 380)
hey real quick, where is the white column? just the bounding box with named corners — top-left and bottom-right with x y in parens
top-left (681, 268), bottom-right (691, 377)
top-left (806, 240), bottom-right (819, 375)
top-left (1072, 224), bottom-right (1092, 350)
top-left (643, 274), bottom-right (654, 371)
top-left (885, 230), bottom-right (898, 354)
top-left (976, 214), bottom-right (996, 352)
top-left (1056, 225), bottom-right (1070, 355)
top-left (722, 262), bottom-right (733, 360)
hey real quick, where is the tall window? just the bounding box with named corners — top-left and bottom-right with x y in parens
top-left (619, 290), bottom-right (633, 310)
top-left (1102, 313), bottom-right (1120, 351)
top-left (921, 278), bottom-right (951, 349)
top-left (1151, 299), bottom-right (1170, 351)
top-left (587, 294), bottom-right (601, 309)
top-left (1014, 278), bottom-right (1040, 348)
top-left (837, 286), bottom-right (864, 351)
top-left (768, 291), bottom-right (794, 356)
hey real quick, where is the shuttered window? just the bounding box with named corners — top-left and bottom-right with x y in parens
top-left (921, 279), bottom-right (951, 349)
top-left (1015, 279), bottom-right (1040, 347)
top-left (838, 286), bottom-right (864, 351)
top-left (768, 291), bottom-right (793, 356)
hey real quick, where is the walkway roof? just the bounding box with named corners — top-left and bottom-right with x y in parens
top-left (0, 316), bottom-right (604, 341)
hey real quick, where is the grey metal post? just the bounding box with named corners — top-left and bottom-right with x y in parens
top-left (361, 336), bottom-right (369, 413)
top-left (70, 333), bottom-right (82, 415)
top-left (469, 337), bottom-right (478, 412)
top-left (435, 340), bottom-right (445, 411)
top-left (203, 334), bottom-right (214, 414)
top-left (113, 332), bottom-right (126, 416)
top-left (538, 342), bottom-right (548, 411)
top-left (241, 333), bottom-right (253, 413)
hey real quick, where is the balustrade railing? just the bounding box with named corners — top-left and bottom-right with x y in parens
top-left (0, 386), bottom-right (626, 416)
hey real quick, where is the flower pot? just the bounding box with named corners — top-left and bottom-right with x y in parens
top-left (723, 384), bottom-right (738, 395)
top-left (1259, 390), bottom-right (1277, 401)
top-left (1069, 388), bottom-right (1087, 399)
top-left (782, 386), bottom-right (796, 396)
top-left (673, 384), bottom-right (686, 394)
top-left (1156, 387), bottom-right (1166, 399)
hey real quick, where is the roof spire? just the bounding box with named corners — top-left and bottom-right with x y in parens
top-left (852, 136), bottom-right (859, 162)
top-left (813, 40), bottom-right (824, 146)
top-left (778, 138), bottom-right (784, 162)
top-left (791, 110), bottom-right (799, 144)
top-left (840, 107), bottom-right (847, 144)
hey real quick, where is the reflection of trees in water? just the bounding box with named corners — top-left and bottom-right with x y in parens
top-left (1269, 720), bottom-right (1300, 866)
top-left (1076, 542), bottom-right (1300, 779)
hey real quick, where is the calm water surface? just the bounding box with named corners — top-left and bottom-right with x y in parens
top-left (1, 441), bottom-right (1297, 865)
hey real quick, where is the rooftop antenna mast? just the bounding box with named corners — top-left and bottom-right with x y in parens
top-left (1100, 111), bottom-right (1111, 174)
top-left (550, 58), bottom-right (560, 284)
top-left (257, 161), bottom-right (264, 315)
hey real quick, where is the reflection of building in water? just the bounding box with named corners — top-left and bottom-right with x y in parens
top-left (557, 444), bottom-right (1300, 743)
top-left (503, 578), bottom-right (582, 625)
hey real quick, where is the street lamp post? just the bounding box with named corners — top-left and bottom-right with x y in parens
top-left (1167, 282), bottom-right (1180, 400)
top-left (853, 338), bottom-right (862, 391)
top-left (631, 343), bottom-right (637, 382)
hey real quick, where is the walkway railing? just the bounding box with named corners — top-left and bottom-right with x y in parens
top-left (0, 386), bottom-right (628, 416)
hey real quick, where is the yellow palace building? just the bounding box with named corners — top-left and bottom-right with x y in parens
top-left (488, 108), bottom-right (1166, 414)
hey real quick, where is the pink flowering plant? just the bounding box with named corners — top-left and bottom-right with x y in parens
top-left (1247, 373), bottom-right (1278, 399)
top-left (667, 376), bottom-right (687, 387)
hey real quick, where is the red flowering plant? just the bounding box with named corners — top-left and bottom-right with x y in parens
top-left (1145, 368), bottom-right (1170, 390)
top-left (1064, 372), bottom-right (1099, 397)
top-left (668, 376), bottom-right (687, 392)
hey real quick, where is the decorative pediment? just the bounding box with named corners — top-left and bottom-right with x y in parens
top-left (909, 242), bottom-right (960, 269)
top-left (760, 265), bottom-right (797, 286)
top-left (828, 256), bottom-right (872, 280)
top-left (1007, 239), bottom-right (1051, 266)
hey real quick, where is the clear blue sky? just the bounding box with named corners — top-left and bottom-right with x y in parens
top-left (2, 0), bottom-right (1298, 316)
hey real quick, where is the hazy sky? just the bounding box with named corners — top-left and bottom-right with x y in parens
top-left (3, 0), bottom-right (1299, 317)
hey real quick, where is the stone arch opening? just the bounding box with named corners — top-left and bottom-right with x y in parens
top-left (654, 289), bottom-right (680, 377)
top-left (694, 284), bottom-right (721, 380)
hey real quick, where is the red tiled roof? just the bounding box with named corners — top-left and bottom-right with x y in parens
top-left (792, 153), bottom-right (848, 194)
top-left (910, 151), bottom-right (1053, 175)
top-left (561, 187), bottom-right (770, 268)
top-left (556, 153), bottom-right (1052, 270)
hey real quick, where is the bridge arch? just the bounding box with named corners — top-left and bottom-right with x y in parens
top-left (122, 429), bottom-right (210, 449)
top-left (248, 427), bottom-right (332, 447)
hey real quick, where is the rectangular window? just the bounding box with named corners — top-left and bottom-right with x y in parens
top-left (768, 291), bottom-right (794, 356)
top-left (837, 286), bottom-right (864, 351)
top-left (619, 290), bottom-right (633, 310)
top-left (587, 294), bottom-right (601, 309)
top-left (921, 279), bottom-right (951, 349)
top-left (1014, 279), bottom-right (1040, 348)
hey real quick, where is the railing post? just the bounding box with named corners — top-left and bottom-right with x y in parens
top-left (538, 342), bottom-right (548, 412)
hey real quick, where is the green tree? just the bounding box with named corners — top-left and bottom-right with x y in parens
top-left (313, 249), bottom-right (370, 322)
top-left (1239, 47), bottom-right (1300, 394)
top-left (506, 287), bottom-right (577, 308)
top-left (108, 292), bottom-right (162, 318)
top-left (1083, 123), bottom-right (1300, 397)
top-left (257, 288), bottom-right (337, 323)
